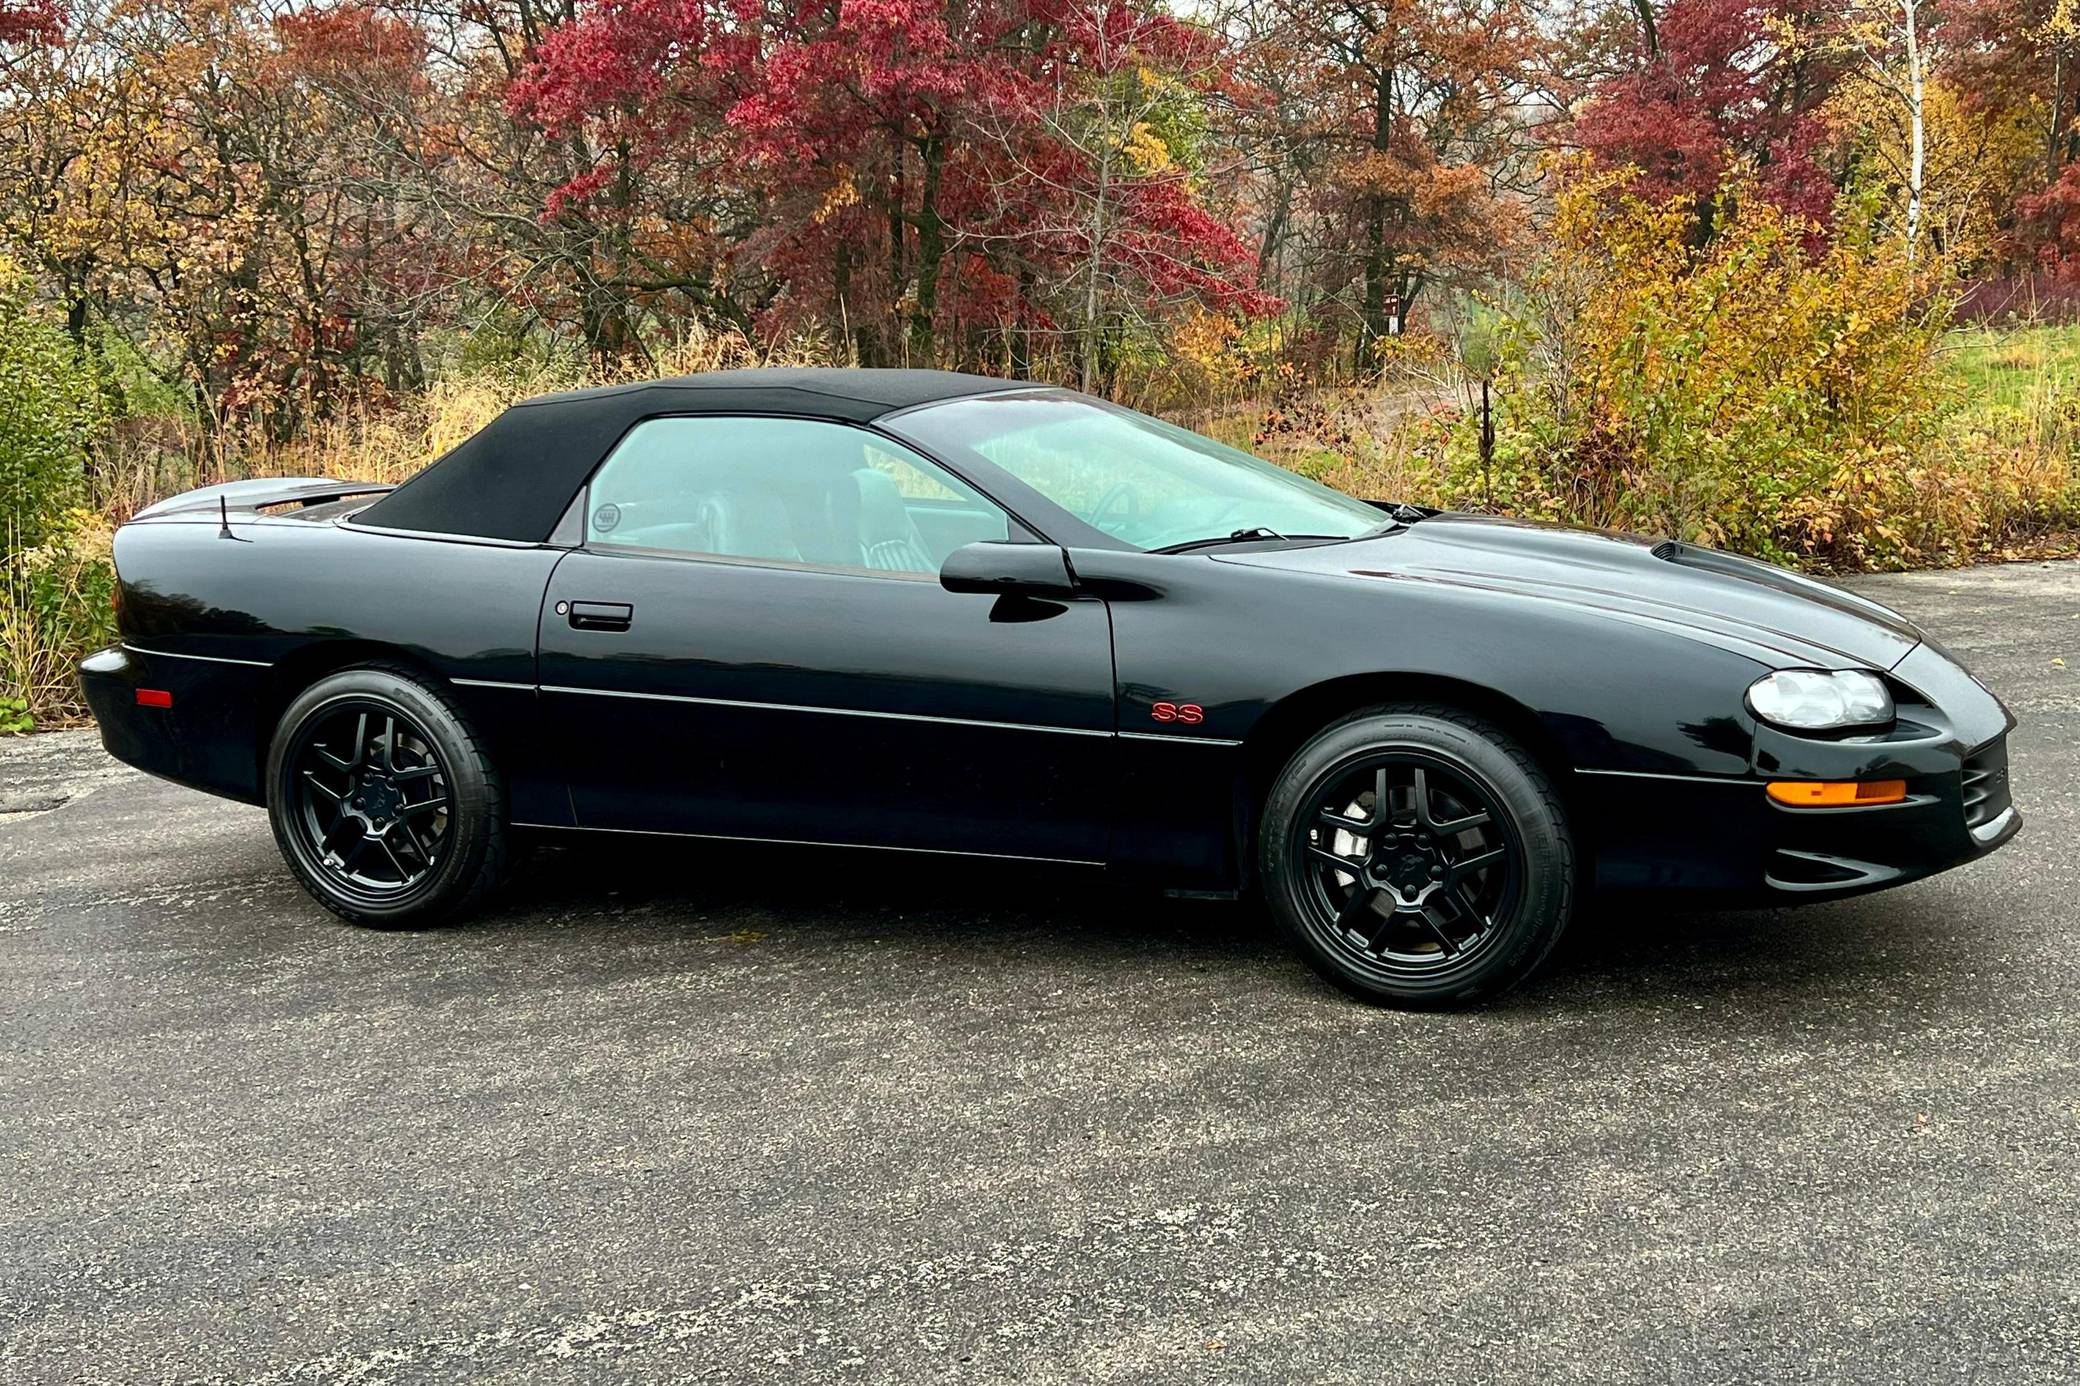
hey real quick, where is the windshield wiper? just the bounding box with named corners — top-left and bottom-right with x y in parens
top-left (1155, 527), bottom-right (1389, 554)
top-left (1155, 527), bottom-right (1291, 554)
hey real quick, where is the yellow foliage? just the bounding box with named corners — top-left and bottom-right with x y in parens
top-left (1124, 121), bottom-right (1174, 175)
top-left (1825, 76), bottom-right (2042, 270)
top-left (814, 167), bottom-right (862, 224)
top-left (1426, 164), bottom-right (2056, 568)
top-left (1167, 307), bottom-right (1251, 387)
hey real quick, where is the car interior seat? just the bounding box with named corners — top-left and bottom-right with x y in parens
top-left (692, 488), bottom-right (803, 563)
top-left (852, 467), bottom-right (937, 573)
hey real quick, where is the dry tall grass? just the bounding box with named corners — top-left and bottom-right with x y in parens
top-left (92, 330), bottom-right (846, 521)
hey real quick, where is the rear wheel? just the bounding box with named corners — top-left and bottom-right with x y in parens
top-left (266, 666), bottom-right (507, 928)
top-left (1260, 704), bottom-right (1574, 1008)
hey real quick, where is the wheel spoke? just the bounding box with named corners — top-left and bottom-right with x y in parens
top-left (1336, 883), bottom-right (1384, 934)
top-left (397, 797), bottom-right (448, 818)
top-left (381, 716), bottom-right (397, 772)
top-left (375, 833), bottom-right (410, 881)
top-left (1448, 847), bottom-right (1505, 881)
top-left (1451, 881), bottom-right (1493, 928)
top-left (318, 812), bottom-right (355, 854)
top-left (391, 765), bottom-right (440, 783)
top-left (1415, 901), bottom-right (1461, 954)
top-left (303, 771), bottom-right (344, 803)
top-left (338, 835), bottom-right (369, 872)
top-left (1431, 809), bottom-right (1491, 835)
top-left (1318, 806), bottom-right (1370, 833)
top-left (1308, 843), bottom-right (1367, 876)
top-left (397, 820), bottom-right (435, 865)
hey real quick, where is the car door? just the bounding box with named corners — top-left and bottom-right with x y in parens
top-left (535, 414), bottom-right (1117, 862)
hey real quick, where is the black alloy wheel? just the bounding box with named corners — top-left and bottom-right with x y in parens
top-left (287, 702), bottom-right (451, 902)
top-left (1261, 704), bottom-right (1575, 1007)
top-left (1299, 754), bottom-right (1518, 979)
top-left (267, 665), bottom-right (508, 927)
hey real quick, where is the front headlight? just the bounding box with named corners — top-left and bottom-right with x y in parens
top-left (1746, 669), bottom-right (1894, 731)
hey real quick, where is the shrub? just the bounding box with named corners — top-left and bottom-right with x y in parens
top-left (1430, 168), bottom-right (1996, 567)
top-left (0, 508), bottom-right (117, 730)
top-left (0, 257), bottom-right (103, 553)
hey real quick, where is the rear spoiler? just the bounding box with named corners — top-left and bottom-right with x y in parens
top-left (133, 477), bottom-right (395, 520)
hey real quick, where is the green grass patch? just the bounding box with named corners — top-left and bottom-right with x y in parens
top-left (1950, 323), bottom-right (2080, 417)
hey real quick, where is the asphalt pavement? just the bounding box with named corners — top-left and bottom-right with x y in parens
top-left (2, 560), bottom-right (2077, 1384)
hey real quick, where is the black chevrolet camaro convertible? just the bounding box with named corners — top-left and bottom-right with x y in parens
top-left (81, 369), bottom-right (2020, 1006)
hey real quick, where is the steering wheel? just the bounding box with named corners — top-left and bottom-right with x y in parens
top-left (1088, 482), bottom-right (1142, 538)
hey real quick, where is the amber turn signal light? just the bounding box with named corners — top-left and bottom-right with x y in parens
top-left (1765, 779), bottom-right (1907, 807)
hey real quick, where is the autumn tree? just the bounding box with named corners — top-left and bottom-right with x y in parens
top-left (1253, 0), bottom-right (1543, 358)
top-left (1573, 0), bottom-right (1843, 231)
top-left (0, 0), bottom-right (60, 49)
top-left (0, 0), bottom-right (456, 436)
top-left (1941, 0), bottom-right (2080, 275)
top-left (965, 1), bottom-right (1275, 388)
top-left (498, 0), bottom-right (753, 359)
top-left (717, 0), bottom-right (1034, 365)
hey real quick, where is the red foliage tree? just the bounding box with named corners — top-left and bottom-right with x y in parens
top-left (503, 0), bottom-right (1274, 370)
top-left (1573, 0), bottom-right (1840, 229)
top-left (1942, 0), bottom-right (2080, 276)
top-left (0, 0), bottom-right (61, 48)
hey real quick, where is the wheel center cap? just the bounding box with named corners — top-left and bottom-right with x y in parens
top-left (1369, 834), bottom-right (1443, 903)
top-left (1391, 857), bottom-right (1431, 893)
top-left (351, 776), bottom-right (400, 826)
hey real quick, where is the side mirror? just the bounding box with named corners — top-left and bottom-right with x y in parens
top-left (940, 542), bottom-right (1079, 599)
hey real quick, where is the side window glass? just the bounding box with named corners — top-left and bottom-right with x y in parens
top-left (585, 417), bottom-right (1012, 575)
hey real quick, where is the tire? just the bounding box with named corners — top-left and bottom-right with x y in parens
top-left (1259, 703), bottom-right (1574, 1008)
top-left (265, 664), bottom-right (508, 928)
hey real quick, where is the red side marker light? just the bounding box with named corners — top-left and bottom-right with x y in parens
top-left (135, 688), bottom-right (173, 708)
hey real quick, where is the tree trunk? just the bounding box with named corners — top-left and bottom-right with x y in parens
top-left (834, 239), bottom-right (857, 366)
top-left (1902, 0), bottom-right (1925, 260)
top-left (909, 132), bottom-right (947, 365)
top-left (1630, 0), bottom-right (1658, 59)
top-left (2051, 51), bottom-right (2067, 186)
top-left (1359, 63), bottom-right (1396, 362)
top-left (1080, 139), bottom-right (1110, 395)
top-left (1257, 174), bottom-right (1293, 286)
top-left (1011, 266), bottom-right (1035, 378)
top-left (1479, 375), bottom-right (1494, 509)
top-left (888, 155), bottom-right (907, 360)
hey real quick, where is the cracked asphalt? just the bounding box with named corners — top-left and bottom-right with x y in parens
top-left (3, 561), bottom-right (2077, 1385)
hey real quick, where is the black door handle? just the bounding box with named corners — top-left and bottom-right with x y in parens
top-left (568, 600), bottom-right (634, 632)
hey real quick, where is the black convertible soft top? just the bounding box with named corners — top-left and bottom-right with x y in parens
top-left (355, 368), bottom-right (1036, 543)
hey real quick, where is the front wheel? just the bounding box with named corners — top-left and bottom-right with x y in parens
top-left (1259, 704), bottom-right (1575, 1008)
top-left (266, 665), bottom-right (508, 928)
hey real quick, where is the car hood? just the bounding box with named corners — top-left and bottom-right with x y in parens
top-left (1212, 514), bottom-right (1924, 670)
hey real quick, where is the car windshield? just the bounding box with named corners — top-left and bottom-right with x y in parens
top-left (885, 393), bottom-right (1389, 551)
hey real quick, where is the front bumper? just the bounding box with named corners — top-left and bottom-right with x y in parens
top-left (1588, 642), bottom-right (2020, 902)
top-left (79, 645), bottom-right (268, 804)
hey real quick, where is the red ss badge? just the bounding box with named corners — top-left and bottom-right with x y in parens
top-left (1151, 701), bottom-right (1205, 725)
